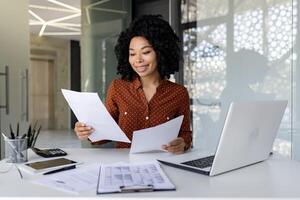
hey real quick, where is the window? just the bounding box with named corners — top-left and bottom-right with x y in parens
top-left (182, 0), bottom-right (296, 159)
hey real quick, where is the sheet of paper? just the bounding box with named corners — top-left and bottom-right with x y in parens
top-left (97, 161), bottom-right (175, 194)
top-left (61, 89), bottom-right (130, 143)
top-left (32, 164), bottom-right (101, 194)
top-left (130, 115), bottom-right (184, 154)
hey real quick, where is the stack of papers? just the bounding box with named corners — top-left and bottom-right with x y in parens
top-left (32, 164), bottom-right (101, 194)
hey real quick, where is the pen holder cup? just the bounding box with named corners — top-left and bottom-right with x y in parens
top-left (4, 137), bottom-right (28, 163)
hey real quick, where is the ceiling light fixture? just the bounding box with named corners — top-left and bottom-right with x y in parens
top-left (39, 24), bottom-right (47, 36)
top-left (47, 24), bottom-right (80, 32)
top-left (47, 0), bottom-right (80, 12)
top-left (52, 23), bottom-right (80, 27)
top-left (29, 5), bottom-right (78, 13)
top-left (43, 32), bottom-right (81, 35)
top-left (29, 20), bottom-right (81, 27)
top-left (47, 13), bottom-right (81, 24)
top-left (29, 0), bottom-right (81, 37)
top-left (29, 10), bottom-right (45, 23)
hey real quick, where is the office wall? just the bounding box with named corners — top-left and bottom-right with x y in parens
top-left (30, 35), bottom-right (70, 130)
top-left (0, 0), bottom-right (30, 158)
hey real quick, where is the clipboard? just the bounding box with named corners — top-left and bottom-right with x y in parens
top-left (119, 184), bottom-right (154, 193)
top-left (96, 161), bottom-right (176, 194)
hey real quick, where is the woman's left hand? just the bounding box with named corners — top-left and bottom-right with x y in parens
top-left (162, 137), bottom-right (186, 154)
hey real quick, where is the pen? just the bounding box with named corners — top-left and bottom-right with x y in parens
top-left (43, 165), bottom-right (76, 175)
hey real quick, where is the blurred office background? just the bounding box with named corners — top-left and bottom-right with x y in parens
top-left (0, 0), bottom-right (299, 162)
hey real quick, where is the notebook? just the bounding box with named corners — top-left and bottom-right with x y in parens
top-left (158, 100), bottom-right (287, 176)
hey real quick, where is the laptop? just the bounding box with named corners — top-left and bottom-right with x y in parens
top-left (157, 100), bottom-right (287, 176)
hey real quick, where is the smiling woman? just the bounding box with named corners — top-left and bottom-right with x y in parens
top-left (74, 15), bottom-right (192, 155)
top-left (115, 15), bottom-right (181, 81)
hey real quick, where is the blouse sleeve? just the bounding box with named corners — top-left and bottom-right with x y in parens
top-left (177, 87), bottom-right (192, 150)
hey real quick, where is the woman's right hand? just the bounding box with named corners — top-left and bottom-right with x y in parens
top-left (74, 122), bottom-right (94, 140)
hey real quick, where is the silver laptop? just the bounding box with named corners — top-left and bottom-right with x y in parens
top-left (158, 100), bottom-right (287, 176)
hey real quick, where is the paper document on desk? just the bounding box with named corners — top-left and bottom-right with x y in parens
top-left (97, 161), bottom-right (175, 194)
top-left (32, 163), bottom-right (100, 194)
top-left (62, 89), bottom-right (130, 143)
top-left (130, 115), bottom-right (183, 153)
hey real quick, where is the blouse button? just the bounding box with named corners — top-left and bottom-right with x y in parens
top-left (145, 116), bottom-right (149, 120)
top-left (166, 117), bottom-right (170, 120)
top-left (124, 112), bottom-right (127, 115)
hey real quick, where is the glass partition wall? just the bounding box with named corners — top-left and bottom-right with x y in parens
top-left (182, 0), bottom-right (299, 160)
top-left (81, 0), bottom-right (131, 100)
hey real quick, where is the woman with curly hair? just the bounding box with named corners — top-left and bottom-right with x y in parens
top-left (74, 15), bottom-right (192, 154)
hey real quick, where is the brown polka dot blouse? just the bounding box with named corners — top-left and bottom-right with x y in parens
top-left (91, 76), bottom-right (192, 150)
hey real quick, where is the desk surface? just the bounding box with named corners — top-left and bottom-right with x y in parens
top-left (0, 148), bottom-right (300, 197)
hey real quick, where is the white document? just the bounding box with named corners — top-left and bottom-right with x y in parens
top-left (32, 164), bottom-right (101, 194)
top-left (130, 115), bottom-right (184, 154)
top-left (97, 161), bottom-right (175, 194)
top-left (61, 89), bottom-right (130, 143)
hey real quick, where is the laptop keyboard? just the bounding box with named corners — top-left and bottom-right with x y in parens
top-left (181, 156), bottom-right (215, 169)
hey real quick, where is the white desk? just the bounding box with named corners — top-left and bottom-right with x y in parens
top-left (0, 148), bottom-right (300, 197)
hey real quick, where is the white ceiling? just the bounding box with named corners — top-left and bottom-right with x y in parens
top-left (29, 0), bottom-right (81, 41)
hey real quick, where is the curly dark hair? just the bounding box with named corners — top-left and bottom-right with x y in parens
top-left (114, 15), bottom-right (181, 80)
